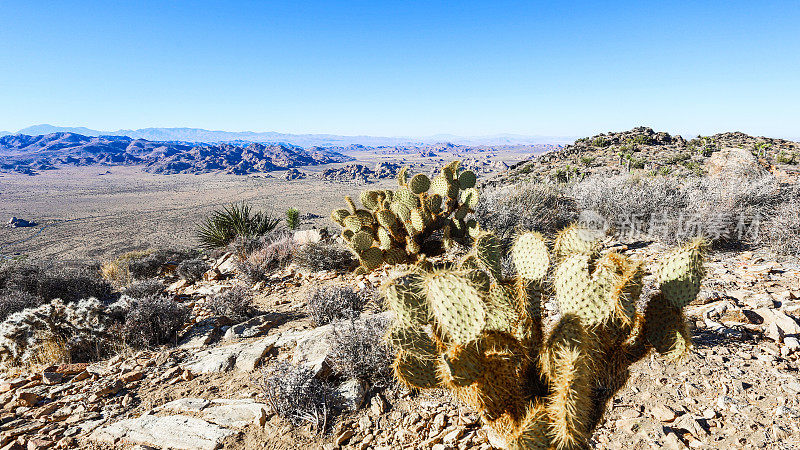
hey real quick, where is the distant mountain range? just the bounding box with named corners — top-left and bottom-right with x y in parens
top-left (8, 124), bottom-right (574, 147)
top-left (0, 132), bottom-right (351, 175)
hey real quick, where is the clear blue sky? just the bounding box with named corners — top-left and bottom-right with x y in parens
top-left (1, 1), bottom-right (798, 139)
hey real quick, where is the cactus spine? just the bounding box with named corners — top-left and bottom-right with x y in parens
top-left (382, 227), bottom-right (705, 449)
top-left (330, 161), bottom-right (480, 272)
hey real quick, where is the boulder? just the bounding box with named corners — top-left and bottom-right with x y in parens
top-left (182, 335), bottom-right (278, 374)
top-left (90, 415), bottom-right (237, 450)
top-left (706, 147), bottom-right (767, 179)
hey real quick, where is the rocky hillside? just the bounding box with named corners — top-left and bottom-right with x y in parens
top-left (0, 133), bottom-right (352, 175)
top-left (499, 127), bottom-right (800, 183)
top-left (0, 232), bottom-right (798, 449)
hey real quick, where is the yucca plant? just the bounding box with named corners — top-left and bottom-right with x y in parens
top-left (197, 203), bottom-right (281, 249)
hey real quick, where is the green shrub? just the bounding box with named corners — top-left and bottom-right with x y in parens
top-left (579, 155), bottom-right (597, 167)
top-left (197, 203), bottom-right (281, 249)
top-left (286, 208), bottom-right (300, 230)
top-left (592, 137), bottom-right (610, 148)
top-left (776, 150), bottom-right (797, 165)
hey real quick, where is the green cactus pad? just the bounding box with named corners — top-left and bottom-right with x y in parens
top-left (383, 273), bottom-right (427, 325)
top-left (390, 201), bottom-right (412, 223)
top-left (345, 195), bottom-right (357, 213)
top-left (454, 204), bottom-right (470, 221)
top-left (460, 187), bottom-right (480, 208)
top-left (425, 271), bottom-right (486, 345)
top-left (360, 247), bottom-right (384, 271)
top-left (655, 239), bottom-right (705, 309)
top-left (394, 351), bottom-right (439, 389)
top-left (395, 187), bottom-right (419, 210)
top-left (383, 248), bottom-right (407, 265)
top-left (410, 207), bottom-right (428, 232)
top-left (431, 175), bottom-right (451, 199)
top-left (343, 215), bottom-right (363, 232)
top-left (351, 230), bottom-right (375, 253)
top-left (377, 226), bottom-right (394, 250)
top-left (441, 345), bottom-right (483, 387)
top-left (466, 219), bottom-right (480, 238)
top-left (511, 232), bottom-right (550, 282)
top-left (330, 208), bottom-right (350, 225)
top-left (354, 209), bottom-right (376, 227)
top-left (398, 167), bottom-right (409, 187)
top-left (360, 190), bottom-right (381, 210)
top-left (387, 325), bottom-right (437, 356)
top-left (376, 209), bottom-right (399, 231)
top-left (406, 236), bottom-right (421, 255)
top-left (643, 293), bottom-right (692, 359)
top-left (511, 402), bottom-right (552, 450)
top-left (458, 170), bottom-right (477, 189)
top-left (426, 194), bottom-right (443, 214)
top-left (554, 254), bottom-right (612, 326)
top-left (484, 282), bottom-right (519, 334)
top-left (475, 231), bottom-right (503, 280)
top-left (409, 173), bottom-right (431, 194)
top-left (554, 225), bottom-right (601, 260)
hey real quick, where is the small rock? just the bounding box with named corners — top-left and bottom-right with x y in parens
top-left (651, 405), bottom-right (677, 422)
top-left (41, 372), bottom-right (63, 385)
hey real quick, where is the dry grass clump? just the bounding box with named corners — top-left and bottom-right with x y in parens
top-left (259, 361), bottom-right (333, 430)
top-left (293, 241), bottom-right (355, 272)
top-left (474, 182), bottom-right (579, 245)
top-left (306, 285), bottom-right (370, 327)
top-left (0, 260), bottom-right (112, 320)
top-left (205, 285), bottom-right (253, 323)
top-left (328, 315), bottom-right (392, 384)
top-left (120, 295), bottom-right (190, 349)
top-left (102, 248), bottom-right (199, 286)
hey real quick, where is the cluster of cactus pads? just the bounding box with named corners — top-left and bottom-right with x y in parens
top-left (383, 225), bottom-right (705, 449)
top-left (330, 161), bottom-right (480, 273)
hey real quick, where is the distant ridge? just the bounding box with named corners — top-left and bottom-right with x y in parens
top-left (12, 124), bottom-right (573, 147)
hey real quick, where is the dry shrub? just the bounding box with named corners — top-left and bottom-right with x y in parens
top-left (0, 298), bottom-right (121, 367)
top-left (122, 279), bottom-right (164, 299)
top-left (233, 233), bottom-right (295, 283)
top-left (0, 260), bottom-right (111, 320)
top-left (475, 182), bottom-right (579, 245)
top-left (293, 242), bottom-right (354, 272)
top-left (102, 248), bottom-right (199, 286)
top-left (259, 361), bottom-right (333, 430)
top-left (761, 198), bottom-right (800, 256)
top-left (329, 315), bottom-right (392, 384)
top-left (176, 257), bottom-right (209, 283)
top-left (569, 173), bottom-right (796, 248)
top-left (121, 296), bottom-right (190, 348)
top-left (306, 285), bottom-right (370, 327)
top-left (206, 286), bottom-right (253, 323)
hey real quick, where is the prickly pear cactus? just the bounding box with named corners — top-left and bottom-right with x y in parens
top-left (382, 227), bottom-right (706, 449)
top-left (330, 161), bottom-right (480, 272)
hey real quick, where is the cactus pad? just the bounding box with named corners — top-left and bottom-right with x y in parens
top-left (425, 271), bottom-right (486, 345)
top-left (512, 232), bottom-right (550, 281)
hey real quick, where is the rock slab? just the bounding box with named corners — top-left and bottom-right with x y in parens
top-left (90, 415), bottom-right (237, 450)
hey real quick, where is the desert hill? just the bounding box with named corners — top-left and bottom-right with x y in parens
top-left (0, 133), bottom-right (352, 175)
top-left (499, 126), bottom-right (800, 183)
